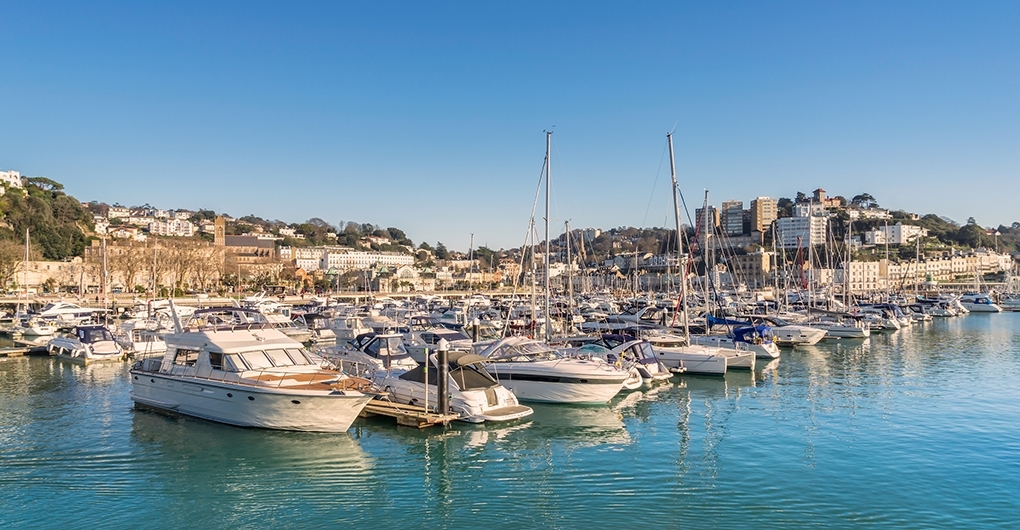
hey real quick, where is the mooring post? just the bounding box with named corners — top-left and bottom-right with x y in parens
top-left (437, 338), bottom-right (449, 416)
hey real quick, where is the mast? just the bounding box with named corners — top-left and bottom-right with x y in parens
top-left (667, 133), bottom-right (689, 340)
top-left (565, 220), bottom-right (573, 333)
top-left (544, 131), bottom-right (552, 342)
top-left (23, 228), bottom-right (29, 300)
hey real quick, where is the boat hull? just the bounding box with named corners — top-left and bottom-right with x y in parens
top-left (129, 372), bottom-right (372, 432)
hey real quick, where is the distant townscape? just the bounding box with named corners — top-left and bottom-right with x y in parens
top-left (1, 167), bottom-right (1018, 297)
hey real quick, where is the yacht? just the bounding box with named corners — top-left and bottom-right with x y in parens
top-left (319, 333), bottom-right (419, 377)
top-left (474, 337), bottom-right (630, 404)
top-left (371, 349), bottom-right (533, 423)
top-left (741, 315), bottom-right (827, 346)
top-left (32, 301), bottom-right (105, 328)
top-left (644, 333), bottom-right (740, 375)
top-left (116, 319), bottom-right (168, 358)
top-left (47, 325), bottom-right (125, 364)
top-left (129, 307), bottom-right (373, 432)
top-left (958, 293), bottom-right (1002, 313)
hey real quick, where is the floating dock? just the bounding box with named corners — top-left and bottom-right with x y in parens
top-left (0, 347), bottom-right (31, 358)
top-left (360, 399), bottom-right (460, 428)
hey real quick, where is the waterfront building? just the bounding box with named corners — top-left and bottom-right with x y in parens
top-left (695, 206), bottom-right (720, 232)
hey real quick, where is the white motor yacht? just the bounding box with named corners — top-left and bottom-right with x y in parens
top-left (47, 325), bottom-right (125, 364)
top-left (958, 294), bottom-right (1002, 313)
top-left (474, 337), bottom-right (630, 404)
top-left (371, 349), bottom-right (533, 423)
top-left (644, 334), bottom-right (734, 375)
top-left (319, 333), bottom-right (420, 377)
top-left (129, 307), bottom-right (373, 432)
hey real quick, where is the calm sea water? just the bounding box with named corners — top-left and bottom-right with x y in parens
top-left (2, 314), bottom-right (1020, 529)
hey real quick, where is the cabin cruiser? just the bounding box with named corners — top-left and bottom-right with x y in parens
top-left (574, 336), bottom-right (675, 384)
top-left (129, 307), bottom-right (373, 432)
top-left (116, 318), bottom-right (168, 358)
top-left (371, 349), bottom-right (533, 423)
top-left (958, 293), bottom-right (1002, 313)
top-left (474, 337), bottom-right (630, 404)
top-left (32, 301), bottom-right (104, 328)
top-left (301, 314), bottom-right (337, 342)
top-left (47, 325), bottom-right (125, 364)
top-left (319, 333), bottom-right (419, 377)
top-left (13, 317), bottom-right (57, 337)
top-left (329, 315), bottom-right (373, 340)
top-left (403, 327), bottom-right (473, 364)
top-left (691, 316), bottom-right (774, 362)
top-left (644, 333), bottom-right (747, 375)
top-left (740, 315), bottom-right (827, 346)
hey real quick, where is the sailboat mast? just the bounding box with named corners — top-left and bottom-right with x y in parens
top-left (565, 220), bottom-right (573, 333)
top-left (667, 133), bottom-right (689, 340)
top-left (544, 131), bottom-right (552, 342)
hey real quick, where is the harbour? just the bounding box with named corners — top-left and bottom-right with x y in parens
top-left (2, 312), bottom-right (1019, 528)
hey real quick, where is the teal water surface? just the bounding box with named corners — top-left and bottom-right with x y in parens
top-left (2, 314), bottom-right (1020, 528)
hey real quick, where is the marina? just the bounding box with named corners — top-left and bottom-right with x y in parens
top-left (2, 311), bottom-right (1019, 527)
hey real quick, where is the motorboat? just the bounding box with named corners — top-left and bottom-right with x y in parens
top-left (129, 307), bottom-right (373, 432)
top-left (740, 315), bottom-right (827, 346)
top-left (371, 349), bottom-right (533, 423)
top-left (403, 327), bottom-right (473, 364)
top-left (329, 315), bottom-right (373, 340)
top-left (474, 337), bottom-right (630, 404)
top-left (301, 313), bottom-right (337, 342)
top-left (32, 301), bottom-right (105, 328)
top-left (644, 334), bottom-right (736, 376)
top-left (693, 314), bottom-right (778, 360)
top-left (47, 325), bottom-right (125, 364)
top-left (319, 333), bottom-right (419, 377)
top-left (958, 293), bottom-right (1002, 313)
top-left (116, 319), bottom-right (168, 358)
top-left (600, 338), bottom-right (675, 384)
top-left (13, 316), bottom-right (58, 337)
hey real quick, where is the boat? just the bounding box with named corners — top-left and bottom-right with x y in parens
top-left (47, 325), bottom-right (125, 364)
top-left (329, 315), bottom-right (373, 340)
top-left (958, 293), bottom-right (1002, 313)
top-left (116, 319), bottom-right (168, 358)
top-left (644, 333), bottom-right (734, 375)
top-left (371, 349), bottom-right (533, 423)
top-left (403, 326), bottom-right (474, 364)
top-left (129, 307), bottom-right (373, 432)
top-left (474, 337), bottom-right (630, 404)
top-left (31, 301), bottom-right (106, 328)
top-left (742, 315), bottom-right (827, 346)
top-left (13, 317), bottom-right (58, 337)
top-left (319, 332), bottom-right (420, 377)
top-left (301, 313), bottom-right (337, 342)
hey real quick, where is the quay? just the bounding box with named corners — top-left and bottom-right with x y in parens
top-left (359, 398), bottom-right (460, 429)
top-left (0, 347), bottom-right (31, 358)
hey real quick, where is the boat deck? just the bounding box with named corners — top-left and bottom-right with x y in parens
top-left (360, 398), bottom-right (460, 428)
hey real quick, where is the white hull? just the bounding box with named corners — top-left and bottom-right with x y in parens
top-left (771, 326), bottom-right (827, 346)
top-left (130, 373), bottom-right (372, 432)
top-left (961, 303), bottom-right (1002, 313)
top-left (495, 377), bottom-right (626, 404)
top-left (652, 346), bottom-right (728, 375)
top-left (690, 335), bottom-right (777, 360)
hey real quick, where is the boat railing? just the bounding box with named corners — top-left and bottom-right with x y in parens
top-left (132, 359), bottom-right (344, 391)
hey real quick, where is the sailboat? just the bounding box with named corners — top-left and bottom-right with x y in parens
top-left (13, 229), bottom-right (56, 337)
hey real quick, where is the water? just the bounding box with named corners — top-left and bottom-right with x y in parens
top-left (3, 314), bottom-right (1020, 528)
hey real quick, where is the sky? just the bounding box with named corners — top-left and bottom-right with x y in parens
top-left (2, 1), bottom-right (1018, 251)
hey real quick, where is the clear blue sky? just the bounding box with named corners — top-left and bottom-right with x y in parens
top-left (2, 1), bottom-right (1018, 251)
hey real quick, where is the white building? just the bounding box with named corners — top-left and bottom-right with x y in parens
top-left (0, 169), bottom-right (24, 190)
top-left (148, 219), bottom-right (196, 237)
top-left (793, 202), bottom-right (827, 218)
top-left (863, 223), bottom-right (928, 246)
top-left (776, 216), bottom-right (827, 249)
top-left (108, 206), bottom-right (132, 220)
top-left (282, 246), bottom-right (414, 272)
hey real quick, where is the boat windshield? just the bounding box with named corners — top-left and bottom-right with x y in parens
top-left (78, 327), bottom-right (114, 343)
top-left (490, 341), bottom-right (560, 362)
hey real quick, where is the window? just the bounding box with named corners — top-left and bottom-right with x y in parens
top-left (265, 349), bottom-right (293, 367)
top-left (285, 348), bottom-right (312, 365)
top-left (209, 352), bottom-right (223, 370)
top-left (240, 351), bottom-right (273, 370)
top-left (174, 349), bottom-right (200, 366)
top-left (223, 354), bottom-right (245, 372)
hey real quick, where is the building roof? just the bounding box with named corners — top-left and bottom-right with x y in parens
top-left (224, 235), bottom-right (275, 249)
